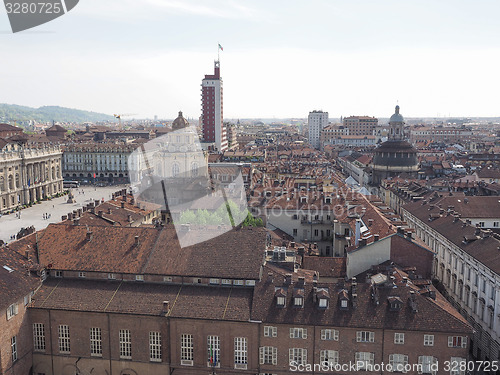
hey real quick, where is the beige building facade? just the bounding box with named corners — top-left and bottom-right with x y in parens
top-left (0, 142), bottom-right (63, 213)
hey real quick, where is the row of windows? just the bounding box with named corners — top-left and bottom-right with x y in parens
top-left (263, 327), bottom-right (463, 347)
top-left (33, 324), bottom-right (162, 362)
top-left (260, 346), bottom-right (457, 374)
top-left (54, 270), bottom-right (255, 287)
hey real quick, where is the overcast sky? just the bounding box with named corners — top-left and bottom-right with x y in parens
top-left (1, 0), bottom-right (499, 119)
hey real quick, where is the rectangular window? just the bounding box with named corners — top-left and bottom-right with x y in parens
top-left (33, 323), bottom-right (46, 352)
top-left (55, 270), bottom-right (62, 278)
top-left (356, 331), bottom-right (374, 343)
top-left (448, 336), bottom-right (467, 348)
top-left (79, 272), bottom-right (86, 278)
top-left (90, 328), bottom-right (102, 356)
top-left (234, 280), bottom-right (244, 286)
top-left (209, 278), bottom-right (220, 284)
top-left (108, 273), bottom-right (116, 280)
top-left (355, 352), bottom-right (374, 370)
top-left (119, 329), bottom-right (131, 359)
top-left (149, 331), bottom-right (162, 362)
top-left (11, 336), bottom-right (17, 362)
top-left (181, 334), bottom-right (193, 365)
top-left (290, 327), bottom-right (307, 339)
top-left (320, 350), bottom-right (339, 366)
top-left (321, 329), bottom-right (339, 341)
top-left (6, 303), bottom-right (18, 320)
top-left (293, 229), bottom-right (298, 236)
top-left (207, 335), bottom-right (220, 367)
top-left (389, 354), bottom-right (409, 373)
top-left (394, 333), bottom-right (405, 344)
top-left (264, 326), bottom-right (277, 337)
top-left (234, 337), bottom-right (248, 369)
top-left (135, 275), bottom-right (144, 281)
top-left (289, 348), bottom-right (307, 366)
top-left (424, 334), bottom-right (434, 346)
top-left (259, 346), bottom-right (277, 365)
top-left (450, 357), bottom-right (466, 375)
top-left (222, 279), bottom-right (232, 285)
top-left (58, 325), bottom-right (70, 353)
top-left (418, 356), bottom-right (437, 375)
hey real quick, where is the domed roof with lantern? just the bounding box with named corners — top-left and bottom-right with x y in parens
top-left (172, 111), bottom-right (189, 130)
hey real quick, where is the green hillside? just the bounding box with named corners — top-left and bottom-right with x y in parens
top-left (0, 103), bottom-right (114, 123)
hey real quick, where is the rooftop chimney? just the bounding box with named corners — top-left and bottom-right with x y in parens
top-left (285, 273), bottom-right (292, 285)
top-left (128, 214), bottom-right (133, 223)
top-left (374, 234), bottom-right (380, 241)
top-left (86, 231), bottom-right (92, 241)
top-left (108, 208), bottom-right (112, 214)
top-left (98, 210), bottom-right (103, 217)
top-left (121, 201), bottom-right (125, 209)
top-left (73, 218), bottom-right (80, 225)
top-left (134, 236), bottom-right (139, 246)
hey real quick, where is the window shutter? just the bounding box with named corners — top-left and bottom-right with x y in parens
top-left (303, 349), bottom-right (307, 364)
top-left (356, 331), bottom-right (361, 341)
top-left (273, 347), bottom-right (277, 365)
top-left (259, 347), bottom-right (264, 364)
top-left (289, 348), bottom-right (293, 363)
top-left (321, 330), bottom-right (326, 340)
top-left (273, 327), bottom-right (277, 337)
top-left (290, 328), bottom-right (294, 338)
top-left (461, 337), bottom-right (467, 348)
top-left (403, 355), bottom-right (409, 373)
top-left (370, 352), bottom-right (374, 362)
top-left (417, 356), bottom-right (423, 374)
top-left (370, 332), bottom-right (374, 342)
top-left (303, 329), bottom-right (307, 339)
top-left (448, 336), bottom-right (453, 347)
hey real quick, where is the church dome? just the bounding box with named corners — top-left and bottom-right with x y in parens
top-left (389, 105), bottom-right (404, 123)
top-left (172, 111), bottom-right (189, 130)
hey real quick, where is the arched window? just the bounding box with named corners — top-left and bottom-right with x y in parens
top-left (191, 162), bottom-right (199, 177)
top-left (172, 163), bottom-right (180, 178)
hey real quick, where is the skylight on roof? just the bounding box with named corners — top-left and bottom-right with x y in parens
top-left (3, 265), bottom-right (14, 273)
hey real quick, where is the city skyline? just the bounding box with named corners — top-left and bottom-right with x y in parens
top-left (1, 0), bottom-right (500, 119)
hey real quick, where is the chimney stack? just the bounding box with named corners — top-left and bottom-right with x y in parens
top-left (86, 231), bottom-right (92, 241)
top-left (134, 236), bottom-right (140, 246)
top-left (121, 201), bottom-right (125, 209)
top-left (285, 273), bottom-right (292, 285)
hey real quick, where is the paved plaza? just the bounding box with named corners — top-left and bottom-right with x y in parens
top-left (0, 185), bottom-right (126, 244)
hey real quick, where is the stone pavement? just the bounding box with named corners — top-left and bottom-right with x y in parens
top-left (0, 185), bottom-right (126, 244)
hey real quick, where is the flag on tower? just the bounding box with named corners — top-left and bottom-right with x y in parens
top-left (218, 43), bottom-right (223, 51)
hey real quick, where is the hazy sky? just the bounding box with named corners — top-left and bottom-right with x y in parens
top-left (1, 0), bottom-right (500, 119)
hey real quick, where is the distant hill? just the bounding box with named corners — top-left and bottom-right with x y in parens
top-left (0, 103), bottom-right (114, 123)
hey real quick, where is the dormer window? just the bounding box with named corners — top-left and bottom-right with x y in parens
top-left (294, 297), bottom-right (304, 307)
top-left (388, 296), bottom-right (403, 311)
top-left (293, 288), bottom-right (305, 308)
top-left (275, 288), bottom-right (287, 307)
top-left (338, 289), bottom-right (349, 310)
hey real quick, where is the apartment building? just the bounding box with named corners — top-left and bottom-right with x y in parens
top-left (403, 201), bottom-right (500, 361)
